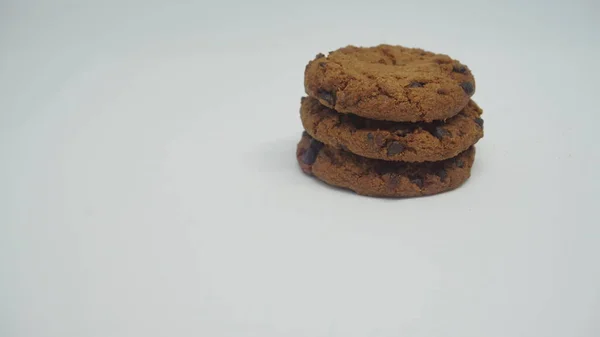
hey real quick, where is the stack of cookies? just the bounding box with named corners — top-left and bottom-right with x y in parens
top-left (296, 45), bottom-right (483, 197)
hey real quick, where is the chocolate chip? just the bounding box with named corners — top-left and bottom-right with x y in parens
top-left (437, 88), bottom-right (449, 95)
top-left (302, 131), bottom-right (309, 138)
top-left (460, 82), bottom-right (475, 95)
top-left (387, 141), bottom-right (405, 156)
top-left (300, 97), bottom-right (306, 103)
top-left (301, 139), bottom-right (324, 165)
top-left (315, 53), bottom-right (325, 59)
top-left (436, 169), bottom-right (448, 182)
top-left (474, 117), bottom-right (484, 128)
top-left (409, 82), bottom-right (424, 88)
top-left (367, 132), bottom-right (374, 141)
top-left (453, 64), bottom-right (468, 73)
top-left (318, 62), bottom-right (327, 68)
top-left (317, 89), bottom-right (336, 106)
top-left (340, 144), bottom-right (350, 152)
top-left (411, 177), bottom-right (423, 188)
top-left (456, 159), bottom-right (464, 168)
top-left (432, 126), bottom-right (451, 139)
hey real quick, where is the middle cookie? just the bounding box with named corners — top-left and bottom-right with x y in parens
top-left (300, 96), bottom-right (483, 162)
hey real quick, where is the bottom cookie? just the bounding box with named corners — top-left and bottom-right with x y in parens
top-left (297, 132), bottom-right (475, 197)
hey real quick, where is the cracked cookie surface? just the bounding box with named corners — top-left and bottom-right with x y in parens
top-left (300, 96), bottom-right (483, 162)
top-left (296, 132), bottom-right (475, 197)
top-left (304, 44), bottom-right (475, 122)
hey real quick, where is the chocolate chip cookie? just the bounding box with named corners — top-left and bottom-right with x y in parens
top-left (304, 44), bottom-right (475, 122)
top-left (300, 96), bottom-right (483, 162)
top-left (297, 132), bottom-right (475, 197)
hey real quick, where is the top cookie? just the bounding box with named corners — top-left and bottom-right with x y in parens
top-left (304, 44), bottom-right (475, 122)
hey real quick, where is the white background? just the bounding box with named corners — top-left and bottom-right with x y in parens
top-left (1, 1), bottom-right (599, 336)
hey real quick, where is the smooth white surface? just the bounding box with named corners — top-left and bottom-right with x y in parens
top-left (1, 1), bottom-right (599, 336)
